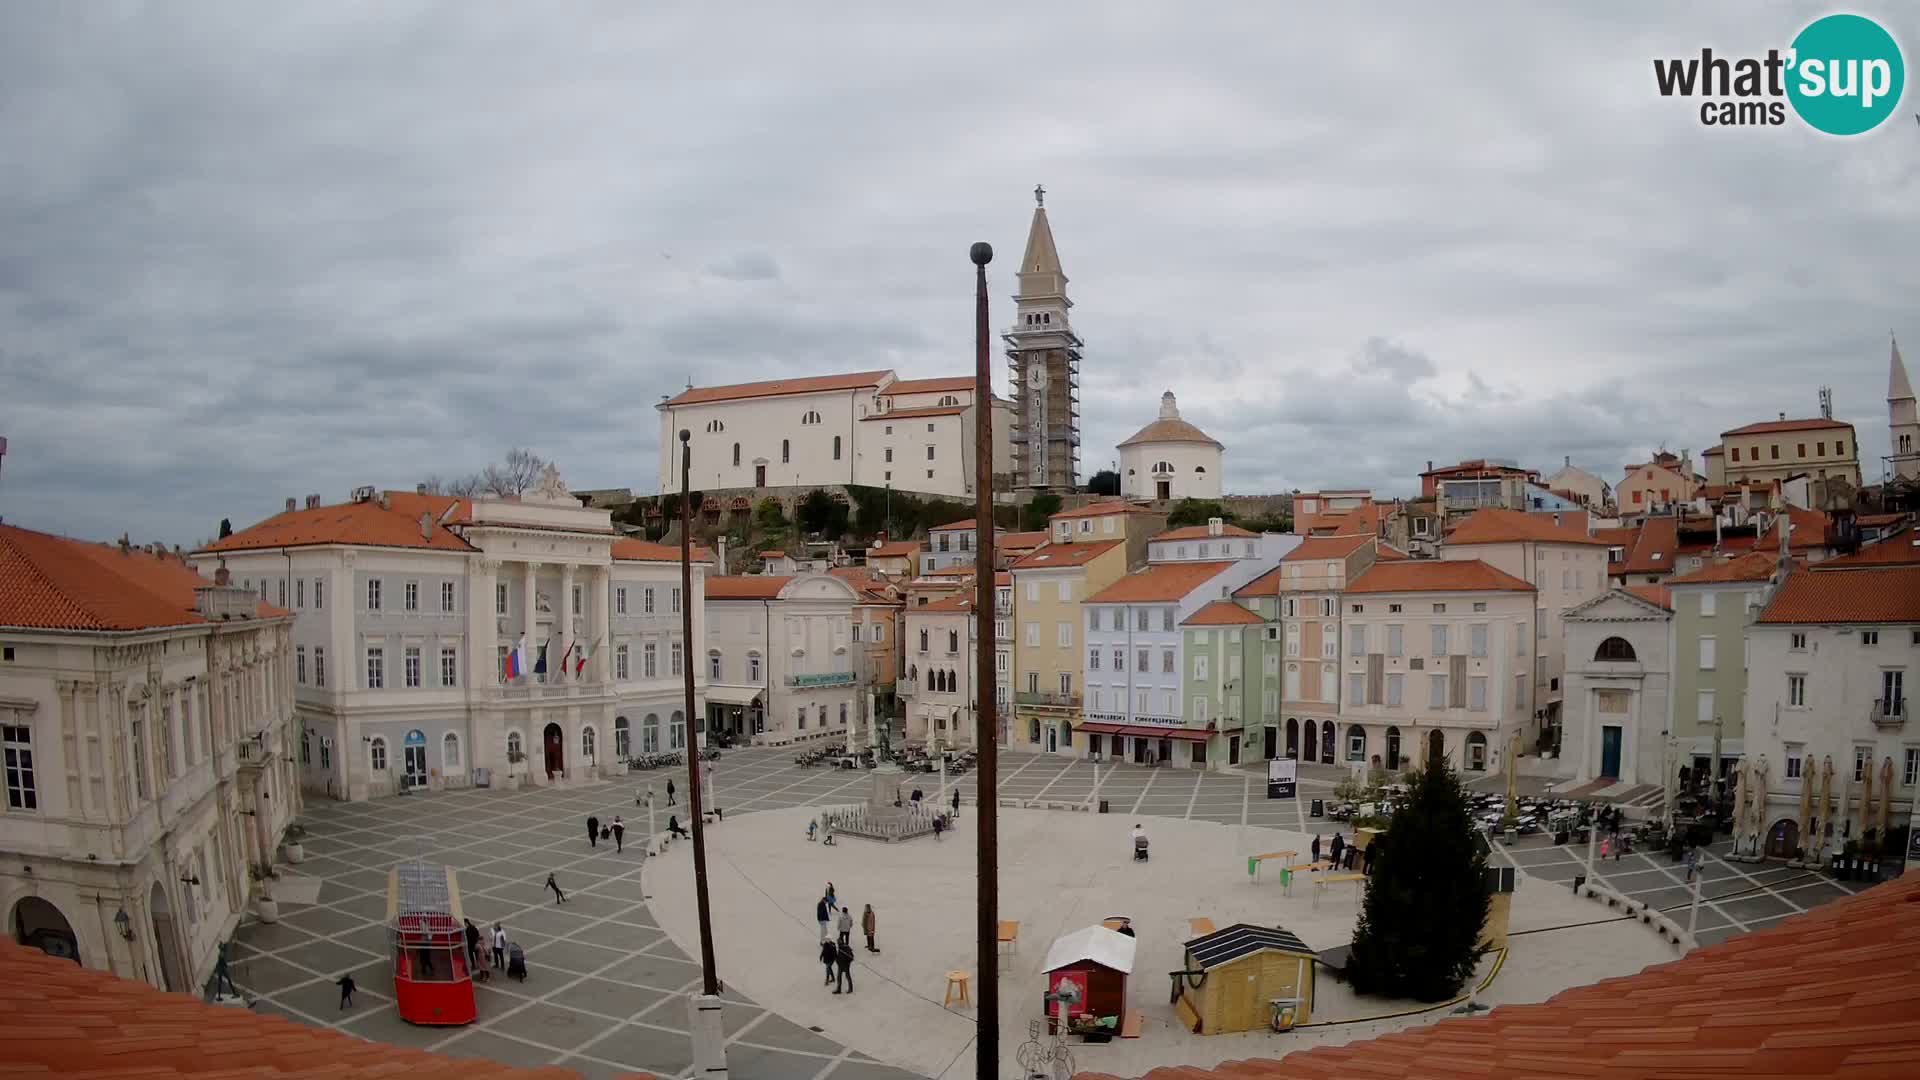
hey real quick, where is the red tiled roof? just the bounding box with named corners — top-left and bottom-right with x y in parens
top-left (929, 519), bottom-right (977, 532)
top-left (921, 592), bottom-right (976, 612)
top-left (199, 491), bottom-right (478, 554)
top-left (1375, 544), bottom-right (1410, 561)
top-left (883, 375), bottom-right (973, 395)
top-left (610, 538), bottom-right (713, 563)
top-left (1011, 539), bottom-right (1125, 570)
top-left (1420, 459), bottom-right (1535, 479)
top-left (1232, 566), bottom-right (1284, 598)
top-left (1082, 873), bottom-right (1920, 1080)
top-left (1815, 527), bottom-right (1920, 569)
top-left (1722, 416), bottom-right (1855, 436)
top-left (866, 540), bottom-right (921, 558)
top-left (0, 938), bottom-right (647, 1080)
top-left (1594, 525), bottom-right (1640, 548)
top-left (758, 549), bottom-right (788, 558)
top-left (1667, 550), bottom-right (1781, 585)
top-left (661, 369), bottom-right (891, 407)
top-left (1347, 559), bottom-right (1534, 595)
top-left (1152, 523), bottom-right (1257, 541)
top-left (1, 525), bottom-right (282, 631)
top-left (1857, 512), bottom-right (1910, 528)
top-left (1625, 583), bottom-right (1673, 610)
top-left (999, 530), bottom-right (1050, 550)
top-left (1757, 565), bottom-right (1920, 624)
top-left (859, 405), bottom-right (968, 420)
top-left (1760, 506), bottom-right (1834, 553)
top-left (1181, 599), bottom-right (1264, 626)
top-left (1445, 508), bottom-right (1608, 546)
top-left (1280, 534), bottom-right (1375, 562)
top-left (1086, 561), bottom-right (1236, 604)
top-left (1049, 500), bottom-right (1161, 521)
top-left (1622, 514), bottom-right (1679, 575)
top-left (705, 575), bottom-right (792, 600)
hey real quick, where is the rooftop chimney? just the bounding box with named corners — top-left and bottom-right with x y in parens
top-left (285, 497), bottom-right (297, 512)
top-left (118, 534), bottom-right (130, 554)
top-left (417, 483), bottom-right (428, 495)
top-left (1426, 459), bottom-right (1434, 472)
top-left (1779, 411), bottom-right (1787, 421)
top-left (717, 536), bottom-right (729, 574)
top-left (420, 511), bottom-right (433, 540)
top-left (378, 492), bottom-right (391, 511)
top-left (306, 494), bottom-right (321, 509)
top-left (1207, 517), bottom-right (1223, 537)
top-left (1564, 455), bottom-right (1571, 467)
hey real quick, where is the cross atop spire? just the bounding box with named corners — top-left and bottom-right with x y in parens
top-left (1034, 184), bottom-right (1045, 208)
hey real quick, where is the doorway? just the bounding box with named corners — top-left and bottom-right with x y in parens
top-left (1427, 729), bottom-right (1444, 764)
top-left (149, 882), bottom-right (185, 993)
top-left (11, 896), bottom-right (79, 964)
top-left (1263, 726), bottom-right (1276, 760)
top-left (1132, 737), bottom-right (1146, 764)
top-left (403, 730), bottom-right (428, 790)
top-left (754, 464), bottom-right (767, 487)
top-left (1228, 735), bottom-right (1240, 766)
top-left (1386, 727), bottom-right (1402, 771)
top-left (1600, 725), bottom-right (1623, 780)
top-left (1321, 724), bottom-right (1336, 763)
top-left (1045, 726), bottom-right (1057, 753)
top-left (1766, 818), bottom-right (1799, 859)
top-left (1156, 480), bottom-right (1170, 500)
top-left (542, 723), bottom-right (564, 780)
top-left (1286, 718), bottom-right (1298, 758)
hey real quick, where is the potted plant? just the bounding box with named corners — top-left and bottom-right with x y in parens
top-left (504, 748), bottom-right (525, 790)
top-left (250, 862), bottom-right (280, 924)
top-left (281, 822), bottom-right (306, 865)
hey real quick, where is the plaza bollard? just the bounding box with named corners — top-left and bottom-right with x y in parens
top-left (1573, 873), bottom-right (1586, 893)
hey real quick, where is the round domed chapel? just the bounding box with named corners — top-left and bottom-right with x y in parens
top-left (1119, 391), bottom-right (1223, 501)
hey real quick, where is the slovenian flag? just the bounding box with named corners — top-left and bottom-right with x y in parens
top-left (533, 637), bottom-right (551, 676)
top-left (504, 635), bottom-right (527, 681)
top-left (574, 636), bottom-right (600, 677)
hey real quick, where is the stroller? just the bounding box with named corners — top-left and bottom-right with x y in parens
top-left (1133, 835), bottom-right (1149, 862)
top-left (506, 941), bottom-right (528, 982)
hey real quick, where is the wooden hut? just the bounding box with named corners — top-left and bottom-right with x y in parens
top-left (1174, 923), bottom-right (1316, 1034)
top-left (1041, 925), bottom-right (1136, 1033)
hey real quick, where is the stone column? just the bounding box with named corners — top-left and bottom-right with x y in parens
top-left (474, 557), bottom-right (501, 686)
top-left (596, 567), bottom-right (614, 684)
top-left (560, 565), bottom-right (577, 683)
top-left (522, 562), bottom-right (540, 680)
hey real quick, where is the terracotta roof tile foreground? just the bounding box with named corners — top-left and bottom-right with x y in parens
top-left (1347, 560), bottom-right (1534, 595)
top-left (1757, 565), bottom-right (1920, 624)
top-left (1815, 528), bottom-right (1920, 569)
top-left (1, 525), bottom-right (282, 631)
top-left (1078, 873), bottom-right (1920, 1080)
top-left (0, 939), bottom-right (653, 1080)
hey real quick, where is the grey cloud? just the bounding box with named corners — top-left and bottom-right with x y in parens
top-left (0, 1), bottom-right (1916, 543)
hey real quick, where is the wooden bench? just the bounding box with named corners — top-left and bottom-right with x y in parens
top-left (1247, 850), bottom-right (1298, 884)
top-left (1188, 916), bottom-right (1217, 938)
top-left (1120, 1008), bottom-right (1144, 1038)
top-left (1313, 872), bottom-right (1368, 907)
top-left (997, 919), bottom-right (1019, 955)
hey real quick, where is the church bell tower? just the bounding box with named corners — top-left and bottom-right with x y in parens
top-left (1003, 186), bottom-right (1082, 492)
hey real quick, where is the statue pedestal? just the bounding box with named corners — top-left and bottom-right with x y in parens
top-left (823, 762), bottom-right (935, 842)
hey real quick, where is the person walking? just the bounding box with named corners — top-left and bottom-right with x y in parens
top-left (837, 904), bottom-right (854, 948)
top-left (1685, 846), bottom-right (1701, 883)
top-left (951, 788), bottom-right (960, 816)
top-left (337, 973), bottom-right (357, 1010)
top-left (819, 937), bottom-right (838, 987)
top-left (545, 871), bottom-right (567, 904)
top-left (816, 892), bottom-right (832, 943)
top-left (612, 816), bottom-right (626, 853)
top-left (1310, 834), bottom-right (1322, 865)
top-left (1600, 835), bottom-right (1611, 862)
top-left (1329, 832), bottom-right (1345, 869)
top-left (826, 882), bottom-right (838, 913)
top-left (862, 904), bottom-right (878, 953)
top-left (463, 918), bottom-right (481, 968)
top-left (833, 938), bottom-right (855, 994)
top-left (586, 814), bottom-right (600, 849)
top-left (491, 923), bottom-right (507, 970)
top-left (667, 778), bottom-right (677, 806)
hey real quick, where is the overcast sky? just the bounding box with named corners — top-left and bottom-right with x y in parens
top-left (3, 1), bottom-right (1917, 545)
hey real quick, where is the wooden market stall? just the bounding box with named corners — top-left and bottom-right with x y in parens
top-left (1174, 923), bottom-right (1317, 1034)
top-left (386, 858), bottom-right (477, 1026)
top-left (1041, 925), bottom-right (1136, 1035)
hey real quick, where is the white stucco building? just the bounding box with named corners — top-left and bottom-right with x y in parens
top-left (1119, 391), bottom-right (1223, 502)
top-left (194, 471), bottom-right (706, 801)
top-left (656, 371), bottom-right (1012, 500)
top-left (1562, 586), bottom-right (1673, 786)
top-left (2, 525), bottom-right (296, 995)
top-left (902, 589), bottom-right (982, 749)
top-left (703, 572), bottom-right (860, 745)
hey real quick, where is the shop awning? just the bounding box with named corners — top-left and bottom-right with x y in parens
top-left (704, 684), bottom-right (765, 707)
top-left (1078, 722), bottom-right (1214, 742)
top-left (1078, 722), bottom-right (1127, 735)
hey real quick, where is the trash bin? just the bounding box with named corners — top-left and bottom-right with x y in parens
top-left (1572, 873), bottom-right (1586, 893)
top-left (1309, 799), bottom-right (1324, 818)
top-left (473, 767), bottom-right (492, 789)
top-left (1098, 799), bottom-right (1109, 814)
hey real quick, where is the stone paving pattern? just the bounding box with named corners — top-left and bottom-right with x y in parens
top-left (231, 745), bottom-right (1875, 1078)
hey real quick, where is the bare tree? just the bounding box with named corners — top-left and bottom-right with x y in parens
top-left (418, 473), bottom-right (487, 498)
top-left (482, 447), bottom-right (547, 497)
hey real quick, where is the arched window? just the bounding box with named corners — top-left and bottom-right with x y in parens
top-left (369, 737), bottom-right (388, 771)
top-left (582, 725), bottom-right (597, 762)
top-left (1029, 718), bottom-right (1041, 743)
top-left (919, 628), bottom-right (930, 652)
top-left (948, 629), bottom-right (959, 653)
top-left (1594, 637), bottom-right (1638, 662)
top-left (782, 439), bottom-right (790, 464)
top-left (1195, 465), bottom-right (1206, 473)
top-left (800, 410), bottom-right (822, 425)
top-left (669, 711), bottom-right (686, 750)
top-left (1466, 731), bottom-right (1489, 771)
top-left (838, 703), bottom-right (848, 727)
top-left (732, 443), bottom-right (741, 467)
top-left (1346, 724), bottom-right (1366, 762)
top-left (442, 732), bottom-right (462, 770)
top-left (706, 419), bottom-right (724, 433)
top-left (833, 435), bottom-right (842, 461)
top-left (1061, 721), bottom-right (1073, 748)
top-left (1153, 460), bottom-right (1173, 474)
top-left (643, 713), bottom-right (661, 753)
top-left (614, 716), bottom-right (631, 758)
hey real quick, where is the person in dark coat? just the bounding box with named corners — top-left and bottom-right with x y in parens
top-left (816, 893), bottom-right (832, 942)
top-left (951, 788), bottom-right (960, 815)
top-left (464, 918), bottom-right (481, 968)
top-left (545, 872), bottom-right (566, 904)
top-left (587, 815), bottom-right (600, 848)
top-left (612, 816), bottom-right (626, 853)
top-left (337, 973), bottom-right (356, 1009)
top-left (862, 904), bottom-right (878, 953)
top-left (668, 815), bottom-right (689, 839)
top-left (819, 937), bottom-right (838, 986)
top-left (1329, 832), bottom-right (1345, 869)
top-left (507, 941), bottom-right (528, 982)
top-left (833, 939), bottom-right (855, 993)
top-left (667, 778), bottom-right (677, 805)
top-left (1310, 834), bottom-right (1322, 864)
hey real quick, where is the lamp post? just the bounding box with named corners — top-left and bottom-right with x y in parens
top-left (969, 239), bottom-right (1000, 1080)
top-left (679, 429), bottom-right (727, 1078)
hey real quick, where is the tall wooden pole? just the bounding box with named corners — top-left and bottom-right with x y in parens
top-left (968, 240), bottom-right (998, 1079)
top-left (680, 429), bottom-right (721, 996)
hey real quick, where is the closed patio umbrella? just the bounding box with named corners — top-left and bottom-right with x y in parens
top-left (1747, 757), bottom-right (1768, 856)
top-left (1877, 756), bottom-right (1896, 842)
top-left (1860, 756), bottom-right (1875, 847)
top-left (1816, 756), bottom-right (1835, 862)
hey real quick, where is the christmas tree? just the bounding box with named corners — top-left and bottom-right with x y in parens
top-left (1345, 752), bottom-right (1490, 1001)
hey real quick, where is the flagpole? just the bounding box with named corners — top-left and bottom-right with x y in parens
top-left (679, 429), bottom-right (728, 1078)
top-left (968, 239), bottom-right (999, 1080)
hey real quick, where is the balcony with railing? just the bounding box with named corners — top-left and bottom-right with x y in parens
top-left (1015, 690), bottom-right (1081, 710)
top-left (1871, 697), bottom-right (1906, 730)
